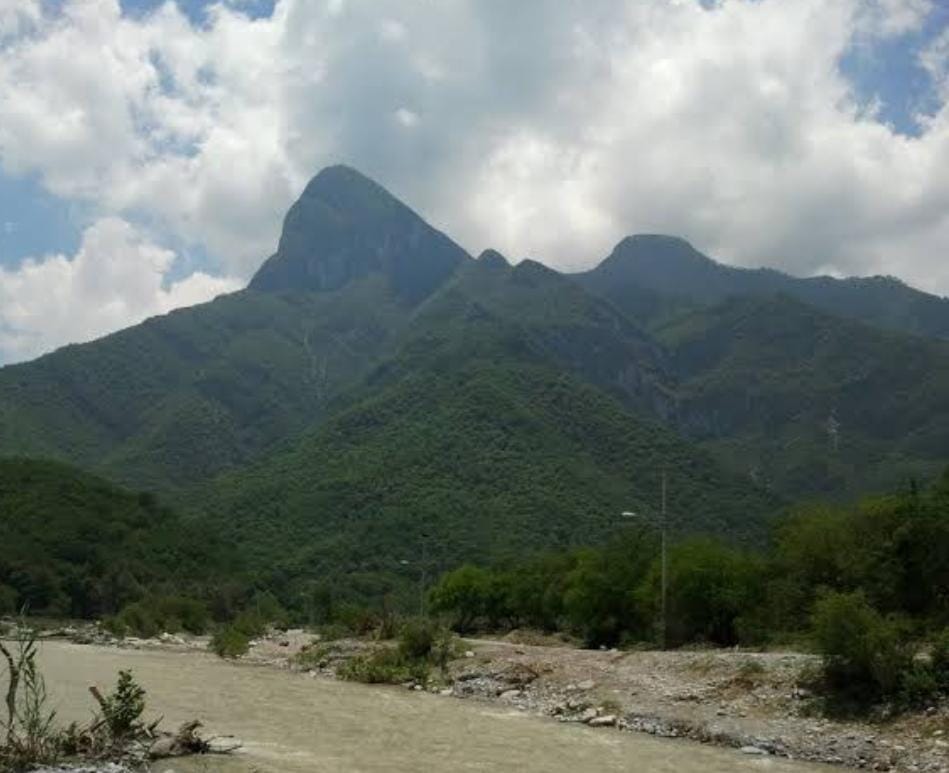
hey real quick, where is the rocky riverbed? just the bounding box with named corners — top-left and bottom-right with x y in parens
top-left (17, 621), bottom-right (949, 773)
top-left (263, 631), bottom-right (947, 773)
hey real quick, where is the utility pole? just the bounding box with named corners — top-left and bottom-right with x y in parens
top-left (620, 469), bottom-right (670, 649)
top-left (660, 470), bottom-right (668, 651)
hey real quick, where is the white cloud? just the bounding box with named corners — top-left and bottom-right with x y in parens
top-left (855, 0), bottom-right (933, 40)
top-left (0, 218), bottom-right (241, 362)
top-left (0, 0), bottom-right (40, 39)
top-left (0, 0), bottom-right (949, 338)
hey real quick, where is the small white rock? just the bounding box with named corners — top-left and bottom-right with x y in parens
top-left (589, 715), bottom-right (617, 727)
top-left (740, 746), bottom-right (767, 755)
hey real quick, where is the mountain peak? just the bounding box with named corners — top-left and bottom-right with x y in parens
top-left (610, 234), bottom-right (711, 267)
top-left (298, 164), bottom-right (396, 205)
top-left (250, 165), bottom-right (470, 300)
top-left (477, 249), bottom-right (510, 269)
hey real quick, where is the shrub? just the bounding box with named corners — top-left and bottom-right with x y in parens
top-left (338, 648), bottom-right (421, 685)
top-left (99, 670), bottom-right (145, 739)
top-left (898, 663), bottom-right (940, 709)
top-left (398, 618), bottom-right (436, 661)
top-left (231, 610), bottom-right (267, 639)
top-left (812, 591), bottom-right (912, 707)
top-left (430, 627), bottom-right (461, 673)
top-left (428, 565), bottom-right (491, 632)
top-left (209, 626), bottom-right (251, 659)
top-left (638, 538), bottom-right (766, 648)
top-left (107, 595), bottom-right (210, 638)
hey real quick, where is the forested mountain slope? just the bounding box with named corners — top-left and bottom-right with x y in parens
top-left (578, 233), bottom-right (949, 340)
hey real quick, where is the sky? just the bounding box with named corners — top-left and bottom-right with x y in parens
top-left (2, 0), bottom-right (949, 364)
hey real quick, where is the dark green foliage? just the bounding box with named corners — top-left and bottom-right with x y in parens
top-left (812, 592), bottom-right (911, 705)
top-left (338, 620), bottom-right (457, 685)
top-left (208, 609), bottom-right (271, 659)
top-left (639, 538), bottom-right (766, 647)
top-left (104, 596), bottom-right (210, 638)
top-left (428, 566), bottom-right (493, 633)
top-left (0, 459), bottom-right (227, 619)
top-left (654, 295), bottom-right (949, 498)
top-left (429, 470), bottom-right (949, 694)
top-left (561, 531), bottom-right (658, 647)
top-left (809, 591), bottom-right (945, 711)
top-left (99, 671), bottom-right (145, 739)
top-left (0, 279), bottom-right (410, 494)
top-left (209, 627), bottom-right (251, 659)
top-left (397, 618), bottom-right (437, 661)
top-left (338, 647), bottom-right (425, 685)
top-left (429, 530), bottom-right (764, 649)
top-left (767, 483), bottom-right (949, 631)
top-left (201, 357), bottom-right (777, 606)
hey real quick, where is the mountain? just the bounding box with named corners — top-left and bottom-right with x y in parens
top-left (250, 165), bottom-right (470, 300)
top-left (199, 324), bottom-right (779, 584)
top-left (0, 167), bottom-right (473, 492)
top-left (0, 283), bottom-right (411, 492)
top-left (655, 295), bottom-right (949, 497)
top-left (0, 458), bottom-right (225, 618)
top-left (1, 164), bottom-right (948, 601)
top-left (578, 234), bottom-right (949, 339)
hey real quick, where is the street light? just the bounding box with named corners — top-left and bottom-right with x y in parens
top-left (621, 471), bottom-right (668, 650)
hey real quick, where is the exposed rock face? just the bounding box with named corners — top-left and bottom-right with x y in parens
top-left (250, 165), bottom-right (471, 302)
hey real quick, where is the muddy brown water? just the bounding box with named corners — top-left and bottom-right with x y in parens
top-left (36, 641), bottom-right (828, 772)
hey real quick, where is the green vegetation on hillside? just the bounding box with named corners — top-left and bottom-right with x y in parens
top-left (657, 295), bottom-right (949, 497)
top-left (199, 355), bottom-right (777, 611)
top-left (1, 165), bottom-right (948, 517)
top-left (0, 459), bottom-right (227, 619)
top-left (429, 471), bottom-right (949, 709)
top-left (0, 279), bottom-right (410, 494)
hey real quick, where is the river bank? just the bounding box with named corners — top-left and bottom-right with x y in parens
top-left (269, 631), bottom-right (947, 773)
top-left (28, 622), bottom-right (944, 773)
top-left (31, 639), bottom-right (834, 773)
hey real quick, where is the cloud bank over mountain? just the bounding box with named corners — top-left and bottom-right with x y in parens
top-left (1, 0), bottom-right (948, 362)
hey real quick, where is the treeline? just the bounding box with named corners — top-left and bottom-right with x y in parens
top-left (429, 472), bottom-right (949, 647)
top-left (428, 472), bottom-right (949, 709)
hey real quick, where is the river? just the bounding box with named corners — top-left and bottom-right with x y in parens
top-left (36, 641), bottom-right (827, 772)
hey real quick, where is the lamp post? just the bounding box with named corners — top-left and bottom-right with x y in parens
top-left (621, 470), bottom-right (668, 650)
top-left (399, 556), bottom-right (427, 617)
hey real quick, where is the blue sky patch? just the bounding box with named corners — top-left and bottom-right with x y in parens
top-left (0, 174), bottom-right (81, 269)
top-left (840, 4), bottom-right (949, 137)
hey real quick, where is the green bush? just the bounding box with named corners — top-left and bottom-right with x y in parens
top-left (638, 538), bottom-right (765, 648)
top-left (209, 626), bottom-right (251, 659)
top-left (428, 565), bottom-right (491, 633)
top-left (224, 609), bottom-right (267, 639)
top-left (398, 618), bottom-right (436, 660)
top-left (899, 663), bottom-right (940, 708)
top-left (338, 647), bottom-right (422, 685)
top-left (107, 595), bottom-right (210, 638)
top-left (812, 591), bottom-right (913, 707)
top-left (100, 670), bottom-right (146, 739)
